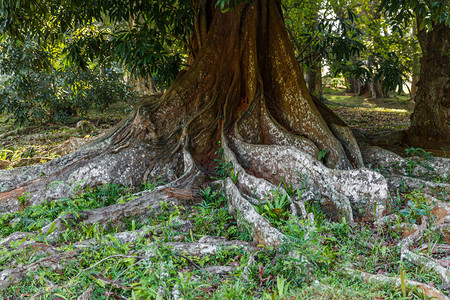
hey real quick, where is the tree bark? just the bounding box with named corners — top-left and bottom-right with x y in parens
top-left (307, 60), bottom-right (323, 100)
top-left (346, 77), bottom-right (362, 94)
top-left (371, 77), bottom-right (387, 99)
top-left (408, 22), bottom-right (450, 147)
top-left (359, 80), bottom-right (371, 96)
top-left (410, 75), bottom-right (419, 99)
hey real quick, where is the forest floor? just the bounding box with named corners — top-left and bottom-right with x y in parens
top-left (324, 87), bottom-right (414, 135)
top-left (0, 91), bottom-right (449, 299)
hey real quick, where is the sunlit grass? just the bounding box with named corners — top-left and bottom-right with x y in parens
top-left (324, 90), bottom-right (413, 134)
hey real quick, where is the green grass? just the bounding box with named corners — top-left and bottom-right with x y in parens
top-left (0, 179), bottom-right (447, 299)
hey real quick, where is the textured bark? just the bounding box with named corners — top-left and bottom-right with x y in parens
top-left (0, 0), bottom-right (390, 245)
top-left (361, 146), bottom-right (450, 179)
top-left (408, 23), bottom-right (450, 147)
top-left (307, 61), bottom-right (323, 100)
top-left (346, 77), bottom-right (361, 94)
top-left (410, 75), bottom-right (419, 99)
top-left (359, 81), bottom-right (371, 97)
top-left (371, 78), bottom-right (387, 99)
top-left (0, 251), bottom-right (79, 290)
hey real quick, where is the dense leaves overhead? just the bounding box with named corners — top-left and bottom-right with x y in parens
top-left (381, 0), bottom-right (449, 31)
top-left (283, 0), bottom-right (366, 66)
top-left (0, 0), bottom-right (194, 83)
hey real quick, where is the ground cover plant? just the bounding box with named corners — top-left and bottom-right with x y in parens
top-left (0, 169), bottom-right (448, 299)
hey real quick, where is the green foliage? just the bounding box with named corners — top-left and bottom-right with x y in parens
top-left (0, 0), bottom-right (195, 90)
top-left (318, 149), bottom-right (329, 161)
top-left (283, 0), bottom-right (366, 66)
top-left (381, 0), bottom-right (450, 31)
top-left (398, 191), bottom-right (432, 224)
top-left (374, 52), bottom-right (410, 94)
top-left (405, 147), bottom-right (432, 159)
top-left (255, 188), bottom-right (291, 227)
top-left (191, 186), bottom-right (250, 240)
top-left (214, 141), bottom-right (238, 183)
top-left (0, 39), bottom-right (133, 125)
top-left (0, 178), bottom-right (447, 298)
top-left (0, 183), bottom-right (136, 237)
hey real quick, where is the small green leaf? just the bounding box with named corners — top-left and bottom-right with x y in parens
top-left (318, 149), bottom-right (329, 161)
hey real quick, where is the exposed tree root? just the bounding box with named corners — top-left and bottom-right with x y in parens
top-left (0, 103), bottom-right (187, 214)
top-left (202, 265), bottom-right (237, 275)
top-left (235, 97), bottom-right (320, 162)
top-left (399, 217), bottom-right (450, 285)
top-left (224, 135), bottom-right (387, 222)
top-left (38, 185), bottom-right (195, 238)
top-left (362, 146), bottom-right (450, 179)
top-left (0, 250), bottom-right (78, 290)
top-left (417, 243), bottom-right (450, 255)
top-left (225, 178), bottom-right (285, 247)
top-left (147, 236), bottom-right (255, 257)
top-left (77, 285), bottom-right (94, 300)
top-left (0, 234), bottom-right (253, 291)
top-left (345, 268), bottom-right (450, 300)
top-left (387, 175), bottom-right (450, 195)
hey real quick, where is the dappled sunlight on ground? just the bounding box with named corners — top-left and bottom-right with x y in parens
top-left (325, 92), bottom-right (414, 134)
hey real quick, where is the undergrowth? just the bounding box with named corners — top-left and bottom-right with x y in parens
top-left (0, 175), bottom-right (447, 299)
top-left (0, 146), bottom-right (448, 299)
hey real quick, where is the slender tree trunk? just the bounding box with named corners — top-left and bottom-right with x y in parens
top-left (371, 77), bottom-right (387, 99)
top-left (408, 22), bottom-right (450, 147)
top-left (346, 77), bottom-right (361, 94)
top-left (307, 61), bottom-right (323, 100)
top-left (359, 81), bottom-right (371, 96)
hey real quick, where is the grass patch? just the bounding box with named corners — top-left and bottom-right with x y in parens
top-left (1, 180), bottom-right (447, 299)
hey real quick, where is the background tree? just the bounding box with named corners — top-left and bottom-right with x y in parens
top-left (0, 37), bottom-right (132, 125)
top-left (282, 0), bottom-right (366, 100)
top-left (381, 0), bottom-right (450, 147)
top-left (0, 0), bottom-right (193, 124)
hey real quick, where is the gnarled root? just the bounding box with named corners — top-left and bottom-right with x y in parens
top-left (399, 218), bottom-right (450, 285)
top-left (225, 178), bottom-right (284, 247)
top-left (0, 235), bottom-right (253, 290)
top-left (344, 268), bottom-right (449, 300)
top-left (387, 175), bottom-right (450, 195)
top-left (0, 95), bottom-right (194, 214)
top-left (223, 134), bottom-right (387, 222)
top-left (362, 146), bottom-right (450, 179)
top-left (0, 251), bottom-right (79, 290)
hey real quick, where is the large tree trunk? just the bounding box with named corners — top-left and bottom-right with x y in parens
top-left (408, 22), bottom-right (450, 147)
top-left (410, 75), bottom-right (419, 99)
top-left (0, 0), bottom-right (392, 244)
